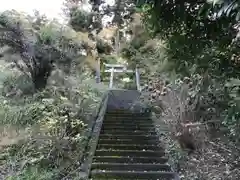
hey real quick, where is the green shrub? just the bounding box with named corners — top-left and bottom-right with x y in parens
top-left (6, 166), bottom-right (56, 180)
top-left (223, 78), bottom-right (240, 141)
top-left (0, 71), bottom-right (106, 179)
top-left (2, 74), bottom-right (34, 97)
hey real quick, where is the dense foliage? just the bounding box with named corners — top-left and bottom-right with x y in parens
top-left (0, 7), bottom-right (107, 179)
top-left (1, 0), bottom-right (240, 179)
top-left (115, 1), bottom-right (240, 178)
top-left (0, 11), bottom-right (84, 91)
top-left (123, 0), bottom-right (240, 141)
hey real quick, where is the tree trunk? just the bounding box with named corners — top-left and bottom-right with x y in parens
top-left (32, 70), bottom-right (51, 91)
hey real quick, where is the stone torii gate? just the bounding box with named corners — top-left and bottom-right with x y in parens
top-left (99, 63), bottom-right (141, 91)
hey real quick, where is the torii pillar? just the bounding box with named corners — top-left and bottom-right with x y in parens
top-left (95, 57), bottom-right (101, 83)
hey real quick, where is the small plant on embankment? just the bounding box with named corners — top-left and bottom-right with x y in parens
top-left (0, 10), bottom-right (107, 179)
top-left (0, 71), bottom-right (105, 179)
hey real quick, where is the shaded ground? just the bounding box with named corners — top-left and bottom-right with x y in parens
top-left (158, 125), bottom-right (240, 180)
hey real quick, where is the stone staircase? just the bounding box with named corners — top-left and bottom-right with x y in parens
top-left (89, 110), bottom-right (178, 180)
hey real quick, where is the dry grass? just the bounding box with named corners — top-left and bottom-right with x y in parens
top-left (161, 84), bottom-right (208, 152)
top-left (0, 66), bottom-right (106, 179)
top-left (141, 77), bottom-right (208, 151)
top-left (145, 78), bottom-right (240, 179)
top-left (0, 121), bottom-right (87, 179)
top-left (0, 125), bottom-right (29, 151)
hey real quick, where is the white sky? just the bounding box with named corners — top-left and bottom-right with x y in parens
top-left (0, 0), bottom-right (65, 21)
top-left (0, 0), bottom-right (115, 25)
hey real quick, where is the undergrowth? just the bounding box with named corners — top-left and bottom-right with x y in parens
top-left (0, 68), bottom-right (107, 180)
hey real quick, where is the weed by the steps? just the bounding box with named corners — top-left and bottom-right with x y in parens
top-left (0, 70), bottom-right (107, 179)
top-left (6, 166), bottom-right (56, 180)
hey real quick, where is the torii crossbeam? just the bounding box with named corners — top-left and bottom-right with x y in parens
top-left (102, 63), bottom-right (141, 91)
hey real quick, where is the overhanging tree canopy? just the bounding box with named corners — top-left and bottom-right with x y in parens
top-left (0, 10), bottom-right (84, 91)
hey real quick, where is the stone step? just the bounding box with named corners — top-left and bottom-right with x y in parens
top-left (105, 112), bottom-right (145, 116)
top-left (104, 117), bottom-right (152, 123)
top-left (99, 134), bottom-right (159, 140)
top-left (91, 163), bottom-right (172, 171)
top-left (94, 150), bottom-right (165, 157)
top-left (93, 156), bottom-right (169, 164)
top-left (102, 121), bottom-right (153, 125)
top-left (101, 127), bottom-right (169, 132)
top-left (102, 123), bottom-right (154, 128)
top-left (90, 170), bottom-right (176, 179)
top-left (101, 124), bottom-right (169, 131)
top-left (105, 112), bottom-right (149, 116)
top-left (101, 126), bottom-right (155, 131)
top-left (97, 144), bottom-right (163, 151)
top-left (100, 130), bottom-right (157, 135)
top-left (98, 138), bottom-right (158, 145)
top-left (88, 93), bottom-right (178, 179)
top-left (104, 116), bottom-right (151, 119)
top-left (104, 114), bottom-right (150, 118)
